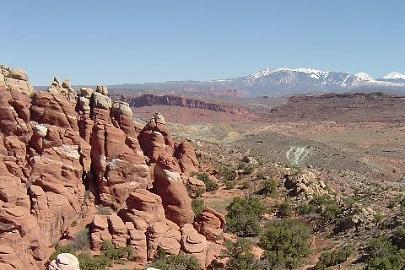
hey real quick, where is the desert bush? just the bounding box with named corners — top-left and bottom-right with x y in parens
top-left (278, 200), bottom-right (293, 218)
top-left (241, 180), bottom-right (250, 190)
top-left (313, 245), bottom-right (352, 270)
top-left (77, 252), bottom-right (112, 270)
top-left (49, 244), bottom-right (76, 261)
top-left (224, 179), bottom-right (236, 190)
top-left (259, 219), bottom-right (311, 269)
top-left (226, 196), bottom-right (266, 236)
top-left (393, 227), bottom-right (405, 249)
top-left (194, 172), bottom-right (218, 191)
top-left (101, 241), bottom-right (133, 261)
top-left (72, 228), bottom-right (91, 250)
top-left (49, 240), bottom-right (134, 270)
top-left (373, 212), bottom-right (384, 225)
top-left (262, 179), bottom-right (278, 196)
top-left (192, 198), bottom-right (205, 217)
top-left (223, 239), bottom-right (264, 270)
top-left (297, 203), bottom-right (315, 215)
top-left (220, 166), bottom-right (238, 181)
top-left (365, 236), bottom-right (405, 270)
top-left (310, 195), bottom-right (342, 221)
top-left (238, 162), bottom-right (254, 175)
top-left (150, 248), bottom-right (202, 270)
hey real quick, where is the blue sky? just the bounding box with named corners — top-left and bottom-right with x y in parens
top-left (1, 0), bottom-right (404, 85)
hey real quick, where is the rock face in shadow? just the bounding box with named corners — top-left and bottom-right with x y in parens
top-left (268, 92), bottom-right (405, 123)
top-left (0, 65), bottom-right (221, 269)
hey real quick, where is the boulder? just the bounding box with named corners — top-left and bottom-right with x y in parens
top-left (181, 224), bottom-right (207, 267)
top-left (194, 208), bottom-right (226, 242)
top-left (48, 253), bottom-right (80, 270)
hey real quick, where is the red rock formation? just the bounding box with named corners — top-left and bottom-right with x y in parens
top-left (138, 112), bottom-right (174, 162)
top-left (114, 93), bottom-right (254, 116)
top-left (0, 65), bottom-right (223, 269)
top-left (174, 141), bottom-right (199, 173)
top-left (153, 153), bottom-right (195, 225)
top-left (268, 92), bottom-right (405, 123)
top-left (194, 208), bottom-right (226, 242)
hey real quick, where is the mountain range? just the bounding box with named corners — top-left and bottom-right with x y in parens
top-left (105, 68), bottom-right (405, 97)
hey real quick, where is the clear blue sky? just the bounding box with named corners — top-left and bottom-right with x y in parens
top-left (1, 0), bottom-right (404, 85)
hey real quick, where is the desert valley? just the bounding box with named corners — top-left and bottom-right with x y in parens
top-left (1, 64), bottom-right (405, 270)
top-left (2, 1), bottom-right (405, 269)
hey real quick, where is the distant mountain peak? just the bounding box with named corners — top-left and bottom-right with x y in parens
top-left (353, 72), bottom-right (374, 81)
top-left (383, 72), bottom-right (405, 80)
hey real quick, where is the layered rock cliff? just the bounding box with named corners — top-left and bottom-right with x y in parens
top-left (268, 92), bottom-right (405, 122)
top-left (113, 93), bottom-right (254, 117)
top-left (0, 65), bottom-right (226, 269)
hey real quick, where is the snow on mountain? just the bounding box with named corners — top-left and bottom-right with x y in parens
top-left (353, 72), bottom-right (374, 81)
top-left (383, 72), bottom-right (405, 80)
top-left (109, 67), bottom-right (405, 97)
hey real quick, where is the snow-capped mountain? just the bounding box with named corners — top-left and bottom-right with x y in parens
top-left (378, 72), bottom-right (405, 84)
top-left (108, 67), bottom-right (405, 97)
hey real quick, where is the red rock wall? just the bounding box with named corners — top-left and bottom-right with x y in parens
top-left (0, 66), bottom-right (225, 270)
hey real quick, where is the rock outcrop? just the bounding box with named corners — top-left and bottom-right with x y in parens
top-left (0, 65), bottom-right (222, 270)
top-left (114, 93), bottom-right (253, 116)
top-left (194, 208), bottom-right (226, 242)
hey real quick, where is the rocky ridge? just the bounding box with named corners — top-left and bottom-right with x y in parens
top-left (0, 65), bottom-right (226, 269)
top-left (268, 92), bottom-right (405, 123)
top-left (112, 93), bottom-right (255, 118)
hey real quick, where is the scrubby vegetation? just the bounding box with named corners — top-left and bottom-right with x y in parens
top-left (194, 172), bottom-right (219, 191)
top-left (262, 179), bottom-right (278, 196)
top-left (192, 198), bottom-right (205, 216)
top-left (298, 194), bottom-right (342, 221)
top-left (150, 248), bottom-right (202, 270)
top-left (259, 219), bottom-right (311, 269)
top-left (50, 240), bottom-right (134, 270)
top-left (226, 196), bottom-right (266, 236)
top-left (313, 245), bottom-right (352, 270)
top-left (222, 239), bottom-right (264, 270)
top-left (365, 236), bottom-right (405, 270)
top-left (277, 200), bottom-right (293, 218)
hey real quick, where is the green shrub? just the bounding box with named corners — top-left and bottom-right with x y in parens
top-left (72, 228), bottom-right (91, 250)
top-left (373, 212), bottom-right (384, 224)
top-left (278, 200), bottom-right (293, 218)
top-left (297, 204), bottom-right (315, 215)
top-left (313, 245), bottom-right (352, 270)
top-left (223, 239), bottom-right (263, 270)
top-left (309, 195), bottom-right (342, 221)
top-left (262, 179), bottom-right (277, 196)
top-left (49, 244), bottom-right (76, 261)
top-left (259, 219), bottom-right (311, 269)
top-left (101, 241), bottom-right (133, 261)
top-left (238, 162), bottom-right (254, 175)
top-left (49, 240), bottom-right (134, 270)
top-left (365, 236), bottom-right (405, 270)
top-left (224, 179), bottom-right (236, 190)
top-left (195, 172), bottom-right (218, 192)
top-left (226, 196), bottom-right (266, 236)
top-left (77, 252), bottom-right (112, 270)
top-left (150, 248), bottom-right (202, 270)
top-left (241, 181), bottom-right (250, 190)
top-left (393, 226), bottom-right (405, 248)
top-left (220, 166), bottom-right (238, 181)
top-left (192, 198), bottom-right (205, 217)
